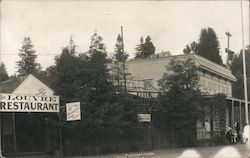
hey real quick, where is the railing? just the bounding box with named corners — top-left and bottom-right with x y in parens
top-left (197, 131), bottom-right (211, 140)
top-left (197, 130), bottom-right (224, 141)
top-left (113, 78), bottom-right (159, 93)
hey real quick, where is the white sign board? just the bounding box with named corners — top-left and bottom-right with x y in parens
top-left (0, 93), bottom-right (59, 112)
top-left (137, 114), bottom-right (151, 122)
top-left (66, 102), bottom-right (81, 121)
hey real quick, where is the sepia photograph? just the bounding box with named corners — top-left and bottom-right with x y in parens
top-left (0, 0), bottom-right (250, 157)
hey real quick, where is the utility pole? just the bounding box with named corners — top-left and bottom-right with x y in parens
top-left (121, 26), bottom-right (127, 92)
top-left (0, 113), bottom-right (4, 158)
top-left (226, 32), bottom-right (231, 50)
top-left (58, 106), bottom-right (65, 158)
top-left (225, 32), bottom-right (233, 68)
top-left (69, 35), bottom-right (73, 54)
top-left (0, 7), bottom-right (5, 155)
top-left (240, 0), bottom-right (249, 126)
top-left (0, 0), bottom-right (1, 66)
top-left (240, 0), bottom-right (250, 154)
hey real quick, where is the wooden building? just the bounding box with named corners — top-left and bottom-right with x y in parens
top-left (0, 74), bottom-right (56, 154)
top-left (110, 53), bottom-right (250, 140)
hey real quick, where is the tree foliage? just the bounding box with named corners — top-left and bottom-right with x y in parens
top-left (183, 45), bottom-right (191, 54)
top-left (230, 47), bottom-right (250, 99)
top-left (48, 34), bottom-right (138, 146)
top-left (0, 62), bottom-right (9, 81)
top-left (16, 37), bottom-right (41, 75)
top-left (209, 94), bottom-right (227, 132)
top-left (84, 33), bottom-right (113, 104)
top-left (183, 41), bottom-right (199, 54)
top-left (135, 36), bottom-right (144, 58)
top-left (156, 57), bottom-right (202, 145)
top-left (89, 33), bottom-right (107, 55)
top-left (135, 36), bottom-right (155, 58)
top-left (112, 34), bottom-right (130, 91)
top-left (198, 28), bottom-right (222, 64)
top-left (79, 33), bottom-right (138, 139)
top-left (49, 48), bottom-right (83, 101)
top-left (142, 36), bottom-right (155, 58)
top-left (183, 27), bottom-right (222, 65)
top-left (114, 34), bottom-right (128, 62)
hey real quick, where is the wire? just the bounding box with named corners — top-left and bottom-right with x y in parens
top-left (0, 54), bottom-right (59, 56)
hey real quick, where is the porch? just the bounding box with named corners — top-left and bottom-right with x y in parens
top-left (196, 96), bottom-right (250, 142)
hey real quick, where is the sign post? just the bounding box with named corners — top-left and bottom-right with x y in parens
top-left (137, 114), bottom-right (152, 150)
top-left (56, 102), bottom-right (81, 158)
top-left (0, 113), bottom-right (5, 158)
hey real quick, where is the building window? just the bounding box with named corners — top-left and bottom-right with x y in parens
top-left (213, 83), bottom-right (216, 92)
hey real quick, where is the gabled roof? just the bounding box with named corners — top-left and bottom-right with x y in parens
top-left (0, 76), bottom-right (26, 93)
top-left (193, 54), bottom-right (237, 82)
top-left (12, 74), bottom-right (54, 95)
top-left (127, 53), bottom-right (236, 82)
top-left (0, 74), bottom-right (54, 95)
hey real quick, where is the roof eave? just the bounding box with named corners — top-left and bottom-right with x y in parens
top-left (199, 65), bottom-right (237, 82)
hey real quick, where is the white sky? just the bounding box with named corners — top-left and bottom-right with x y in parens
top-left (1, 0), bottom-right (249, 75)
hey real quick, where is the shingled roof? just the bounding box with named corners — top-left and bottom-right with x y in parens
top-left (127, 53), bottom-right (236, 82)
top-left (0, 74), bottom-right (53, 94)
top-left (193, 54), bottom-right (237, 82)
top-left (0, 76), bottom-right (27, 93)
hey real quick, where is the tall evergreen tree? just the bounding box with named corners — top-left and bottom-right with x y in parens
top-left (113, 34), bottom-right (129, 91)
top-left (183, 27), bottom-right (222, 65)
top-left (142, 36), bottom-right (155, 58)
top-left (0, 62), bottom-right (9, 81)
top-left (135, 36), bottom-right (144, 58)
top-left (68, 35), bottom-right (78, 55)
top-left (197, 27), bottom-right (222, 64)
top-left (86, 33), bottom-right (112, 95)
top-left (16, 37), bottom-right (41, 75)
top-left (48, 37), bottom-right (80, 99)
top-left (47, 35), bottom-right (139, 152)
top-left (231, 46), bottom-right (250, 99)
top-left (49, 47), bottom-right (82, 101)
top-left (156, 58), bottom-right (202, 145)
top-left (89, 33), bottom-right (107, 55)
top-left (33, 38), bottom-right (83, 152)
top-left (114, 34), bottom-right (128, 62)
top-left (79, 33), bottom-right (138, 140)
top-left (134, 35), bottom-right (155, 59)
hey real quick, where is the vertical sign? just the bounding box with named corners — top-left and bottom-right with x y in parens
top-left (66, 102), bottom-right (81, 121)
